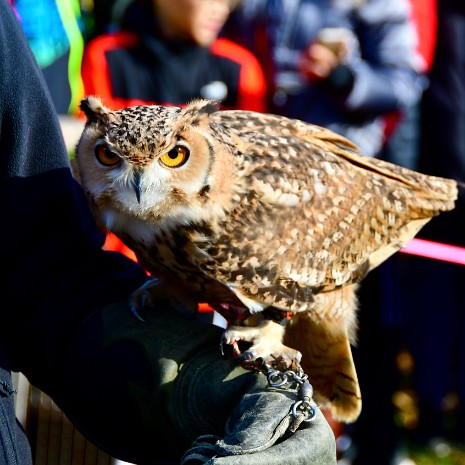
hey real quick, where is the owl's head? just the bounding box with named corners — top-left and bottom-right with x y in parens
top-left (76, 96), bottom-right (240, 232)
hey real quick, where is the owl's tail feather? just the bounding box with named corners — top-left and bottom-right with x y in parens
top-left (404, 173), bottom-right (457, 215)
top-left (284, 309), bottom-right (362, 423)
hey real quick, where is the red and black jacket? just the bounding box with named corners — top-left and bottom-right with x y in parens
top-left (82, 30), bottom-right (267, 112)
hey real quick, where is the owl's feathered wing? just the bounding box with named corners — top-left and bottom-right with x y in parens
top-left (199, 109), bottom-right (456, 307)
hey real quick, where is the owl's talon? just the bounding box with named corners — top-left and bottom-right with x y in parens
top-left (129, 278), bottom-right (164, 322)
top-left (220, 335), bottom-right (242, 358)
top-left (130, 304), bottom-right (148, 323)
top-left (236, 350), bottom-right (257, 363)
top-left (236, 351), bottom-right (260, 371)
top-left (269, 355), bottom-right (297, 372)
top-left (129, 277), bottom-right (199, 321)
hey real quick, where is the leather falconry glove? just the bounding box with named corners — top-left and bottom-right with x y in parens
top-left (57, 300), bottom-right (337, 464)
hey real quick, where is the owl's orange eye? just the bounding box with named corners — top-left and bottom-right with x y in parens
top-left (159, 145), bottom-right (190, 168)
top-left (95, 143), bottom-right (121, 167)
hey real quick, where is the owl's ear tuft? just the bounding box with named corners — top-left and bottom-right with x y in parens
top-left (188, 98), bottom-right (221, 115)
top-left (80, 96), bottom-right (114, 126)
top-left (181, 99), bottom-right (221, 127)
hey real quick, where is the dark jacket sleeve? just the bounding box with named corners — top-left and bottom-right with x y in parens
top-left (0, 0), bottom-right (147, 394)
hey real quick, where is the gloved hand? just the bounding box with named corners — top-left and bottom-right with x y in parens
top-left (181, 373), bottom-right (336, 465)
top-left (55, 300), bottom-right (337, 465)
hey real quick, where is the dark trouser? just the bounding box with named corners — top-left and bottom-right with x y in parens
top-left (0, 348), bottom-right (32, 465)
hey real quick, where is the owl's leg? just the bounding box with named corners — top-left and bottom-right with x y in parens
top-left (283, 284), bottom-right (362, 423)
top-left (222, 319), bottom-right (302, 371)
top-left (129, 277), bottom-right (198, 321)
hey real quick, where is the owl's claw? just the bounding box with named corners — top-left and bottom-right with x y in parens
top-left (219, 336), bottom-right (261, 370)
top-left (129, 277), bottom-right (198, 321)
top-left (236, 349), bottom-right (260, 370)
top-left (269, 354), bottom-right (302, 373)
top-left (220, 336), bottom-right (241, 358)
top-left (129, 278), bottom-right (164, 322)
top-left (235, 351), bottom-right (300, 372)
top-left (130, 305), bottom-right (148, 322)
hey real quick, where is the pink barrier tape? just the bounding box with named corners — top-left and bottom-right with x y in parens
top-left (400, 238), bottom-right (465, 266)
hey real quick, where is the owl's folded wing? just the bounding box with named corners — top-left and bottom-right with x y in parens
top-left (202, 123), bottom-right (457, 311)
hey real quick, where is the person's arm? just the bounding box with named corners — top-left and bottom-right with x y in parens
top-left (0, 2), bottom-right (336, 463)
top-left (0, 0), bottom-right (148, 390)
top-left (336, 0), bottom-right (425, 114)
top-left (296, 0), bottom-right (424, 114)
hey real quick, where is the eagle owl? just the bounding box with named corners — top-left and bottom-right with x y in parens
top-left (75, 96), bottom-right (458, 423)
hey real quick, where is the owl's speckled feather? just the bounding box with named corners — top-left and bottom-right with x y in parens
top-left (76, 96), bottom-right (458, 422)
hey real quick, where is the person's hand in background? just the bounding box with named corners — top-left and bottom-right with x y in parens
top-left (298, 27), bottom-right (353, 82)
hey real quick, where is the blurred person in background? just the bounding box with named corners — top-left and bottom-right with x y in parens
top-left (223, 0), bottom-right (425, 158)
top-left (81, 0), bottom-right (267, 112)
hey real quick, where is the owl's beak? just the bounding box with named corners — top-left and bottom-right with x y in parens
top-left (132, 168), bottom-right (142, 203)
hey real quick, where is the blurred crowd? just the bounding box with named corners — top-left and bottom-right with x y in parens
top-left (10, 0), bottom-right (465, 463)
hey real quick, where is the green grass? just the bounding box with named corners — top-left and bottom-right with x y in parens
top-left (406, 441), bottom-right (465, 465)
